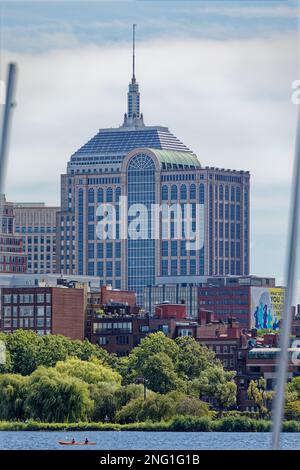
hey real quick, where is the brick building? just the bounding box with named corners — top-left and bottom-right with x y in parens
top-left (1, 285), bottom-right (86, 340)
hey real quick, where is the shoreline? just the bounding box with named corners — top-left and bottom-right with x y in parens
top-left (0, 417), bottom-right (299, 432)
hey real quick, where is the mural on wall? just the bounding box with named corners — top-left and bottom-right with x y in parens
top-left (250, 287), bottom-right (284, 331)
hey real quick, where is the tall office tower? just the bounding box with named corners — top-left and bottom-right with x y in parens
top-left (0, 195), bottom-right (27, 273)
top-left (14, 203), bottom-right (59, 274)
top-left (58, 30), bottom-right (250, 304)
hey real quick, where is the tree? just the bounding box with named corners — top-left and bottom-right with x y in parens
top-left (25, 367), bottom-right (93, 422)
top-left (190, 367), bottom-right (237, 411)
top-left (90, 382), bottom-right (119, 422)
top-left (175, 337), bottom-right (218, 380)
top-left (5, 330), bottom-right (42, 375)
top-left (116, 392), bottom-right (174, 424)
top-left (121, 332), bottom-right (180, 385)
top-left (2, 330), bottom-right (113, 375)
top-left (285, 400), bottom-right (300, 420)
top-left (54, 357), bottom-right (121, 386)
top-left (0, 374), bottom-right (28, 420)
top-left (115, 384), bottom-right (145, 408)
top-left (287, 376), bottom-right (300, 398)
top-left (119, 332), bottom-right (181, 388)
top-left (172, 393), bottom-right (210, 418)
top-left (139, 352), bottom-right (184, 394)
top-left (247, 378), bottom-right (273, 418)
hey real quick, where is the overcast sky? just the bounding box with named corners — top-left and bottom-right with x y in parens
top-left (0, 0), bottom-right (299, 283)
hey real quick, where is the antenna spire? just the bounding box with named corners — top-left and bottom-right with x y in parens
top-left (122, 24), bottom-right (145, 128)
top-left (132, 24), bottom-right (136, 82)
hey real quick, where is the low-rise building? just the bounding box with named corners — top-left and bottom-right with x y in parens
top-left (0, 285), bottom-right (86, 340)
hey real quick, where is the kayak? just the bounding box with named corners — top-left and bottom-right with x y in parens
top-left (58, 441), bottom-right (96, 445)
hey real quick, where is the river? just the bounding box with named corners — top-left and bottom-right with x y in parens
top-left (0, 431), bottom-right (299, 450)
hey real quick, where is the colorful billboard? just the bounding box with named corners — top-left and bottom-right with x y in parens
top-left (250, 287), bottom-right (284, 331)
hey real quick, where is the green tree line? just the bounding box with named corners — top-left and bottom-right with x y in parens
top-left (0, 329), bottom-right (299, 423)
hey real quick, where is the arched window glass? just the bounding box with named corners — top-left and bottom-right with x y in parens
top-left (88, 188), bottom-right (94, 204)
top-left (161, 185), bottom-right (168, 201)
top-left (116, 187), bottom-right (121, 201)
top-left (106, 187), bottom-right (113, 203)
top-left (190, 184), bottom-right (196, 200)
top-left (180, 184), bottom-right (187, 200)
top-left (97, 188), bottom-right (104, 203)
top-left (199, 184), bottom-right (205, 204)
top-left (171, 185), bottom-right (178, 201)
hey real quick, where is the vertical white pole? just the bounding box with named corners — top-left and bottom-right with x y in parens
top-left (272, 107), bottom-right (300, 449)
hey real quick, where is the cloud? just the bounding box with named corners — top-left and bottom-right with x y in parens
top-left (1, 32), bottom-right (297, 280)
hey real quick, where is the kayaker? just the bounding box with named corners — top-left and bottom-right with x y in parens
top-left (72, 438), bottom-right (75, 444)
top-left (84, 438), bottom-right (89, 444)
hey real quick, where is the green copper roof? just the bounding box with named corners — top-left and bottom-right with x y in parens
top-left (148, 149), bottom-right (201, 169)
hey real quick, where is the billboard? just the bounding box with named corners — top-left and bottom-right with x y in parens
top-left (250, 287), bottom-right (284, 331)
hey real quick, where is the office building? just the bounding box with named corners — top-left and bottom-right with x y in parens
top-left (57, 33), bottom-right (250, 305)
top-left (14, 202), bottom-right (59, 274)
top-left (0, 195), bottom-right (27, 273)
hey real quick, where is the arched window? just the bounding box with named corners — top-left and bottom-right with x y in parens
top-left (127, 153), bottom-right (156, 304)
top-left (171, 185), bottom-right (178, 201)
top-left (97, 188), bottom-right (104, 203)
top-left (106, 187), bottom-right (113, 203)
top-left (190, 184), bottom-right (196, 200)
top-left (115, 187), bottom-right (121, 201)
top-left (180, 184), bottom-right (187, 200)
top-left (199, 184), bottom-right (205, 204)
top-left (88, 188), bottom-right (94, 204)
top-left (161, 185), bottom-right (168, 201)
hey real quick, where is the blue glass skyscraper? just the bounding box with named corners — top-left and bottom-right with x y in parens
top-left (57, 33), bottom-right (250, 305)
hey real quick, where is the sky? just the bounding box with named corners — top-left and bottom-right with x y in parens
top-left (0, 0), bottom-right (299, 283)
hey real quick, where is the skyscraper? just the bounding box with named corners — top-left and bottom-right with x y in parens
top-left (57, 29), bottom-right (250, 304)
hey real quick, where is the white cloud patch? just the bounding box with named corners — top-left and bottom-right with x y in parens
top-left (1, 32), bottom-right (298, 278)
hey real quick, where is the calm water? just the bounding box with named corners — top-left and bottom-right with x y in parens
top-left (0, 431), bottom-right (299, 450)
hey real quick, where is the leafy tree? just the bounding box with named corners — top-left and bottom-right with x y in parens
top-left (247, 379), bottom-right (273, 418)
top-left (54, 357), bottom-right (121, 386)
top-left (121, 332), bottom-right (180, 385)
top-left (287, 376), bottom-right (300, 398)
top-left (0, 374), bottom-right (28, 420)
top-left (172, 393), bottom-right (210, 418)
top-left (138, 352), bottom-right (184, 394)
top-left (190, 367), bottom-right (237, 411)
top-left (285, 400), bottom-right (300, 420)
top-left (175, 337), bottom-right (218, 380)
top-left (25, 367), bottom-right (93, 422)
top-left (116, 392), bottom-right (174, 423)
top-left (5, 330), bottom-right (42, 375)
top-left (115, 384), bottom-right (145, 408)
top-left (2, 330), bottom-right (113, 375)
top-left (90, 382), bottom-right (119, 422)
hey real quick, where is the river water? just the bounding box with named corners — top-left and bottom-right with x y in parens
top-left (0, 431), bottom-right (299, 450)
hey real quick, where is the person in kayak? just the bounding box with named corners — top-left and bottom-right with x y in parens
top-left (72, 438), bottom-right (75, 444)
top-left (84, 438), bottom-right (89, 444)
